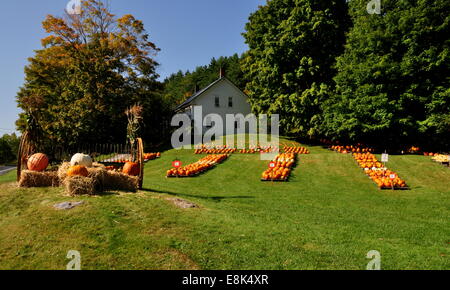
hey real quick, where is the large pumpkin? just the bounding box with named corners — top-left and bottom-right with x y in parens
top-left (67, 165), bottom-right (89, 177)
top-left (70, 153), bottom-right (93, 167)
top-left (27, 153), bottom-right (49, 172)
top-left (123, 162), bottom-right (140, 176)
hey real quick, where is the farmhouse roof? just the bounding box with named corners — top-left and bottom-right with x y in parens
top-left (174, 76), bottom-right (246, 112)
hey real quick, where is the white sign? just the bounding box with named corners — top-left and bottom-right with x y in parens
top-left (381, 153), bottom-right (389, 163)
top-left (389, 174), bottom-right (396, 180)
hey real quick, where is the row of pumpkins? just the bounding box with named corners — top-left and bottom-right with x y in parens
top-left (27, 153), bottom-right (140, 177)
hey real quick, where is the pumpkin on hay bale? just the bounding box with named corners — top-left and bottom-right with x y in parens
top-left (58, 162), bottom-right (137, 194)
top-left (58, 162), bottom-right (105, 182)
top-left (19, 170), bottom-right (59, 188)
top-left (70, 153), bottom-right (93, 167)
top-left (27, 153), bottom-right (49, 172)
top-left (122, 162), bottom-right (140, 176)
top-left (67, 165), bottom-right (89, 177)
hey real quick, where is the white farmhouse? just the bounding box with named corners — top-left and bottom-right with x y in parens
top-left (174, 70), bottom-right (252, 136)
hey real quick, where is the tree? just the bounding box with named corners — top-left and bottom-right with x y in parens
top-left (323, 0), bottom-right (450, 150)
top-left (16, 0), bottom-right (165, 150)
top-left (241, 0), bottom-right (350, 137)
top-left (0, 133), bottom-right (20, 164)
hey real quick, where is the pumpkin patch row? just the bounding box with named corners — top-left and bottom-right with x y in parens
top-left (194, 144), bottom-right (280, 155)
top-left (353, 153), bottom-right (384, 169)
top-left (430, 154), bottom-right (450, 167)
top-left (331, 145), bottom-right (374, 154)
top-left (144, 152), bottom-right (161, 161)
top-left (366, 169), bottom-right (408, 189)
top-left (166, 154), bottom-right (229, 177)
top-left (195, 148), bottom-right (237, 154)
top-left (352, 153), bottom-right (408, 189)
top-left (283, 146), bottom-right (310, 154)
top-left (261, 153), bottom-right (296, 181)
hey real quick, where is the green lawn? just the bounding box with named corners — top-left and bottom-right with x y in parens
top-left (0, 139), bottom-right (449, 270)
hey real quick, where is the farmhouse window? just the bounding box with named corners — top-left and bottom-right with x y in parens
top-left (215, 97), bottom-right (220, 107)
top-left (228, 97), bottom-right (233, 108)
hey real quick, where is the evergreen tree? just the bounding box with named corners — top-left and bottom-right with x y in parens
top-left (323, 0), bottom-right (450, 150)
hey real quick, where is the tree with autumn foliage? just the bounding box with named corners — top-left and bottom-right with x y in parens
top-left (16, 0), bottom-right (167, 149)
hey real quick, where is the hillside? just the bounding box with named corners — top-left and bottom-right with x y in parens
top-left (0, 138), bottom-right (449, 270)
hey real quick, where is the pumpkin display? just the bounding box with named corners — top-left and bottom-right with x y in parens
top-left (353, 153), bottom-right (384, 169)
top-left (352, 153), bottom-right (408, 189)
top-left (193, 144), bottom-right (281, 155)
top-left (261, 153), bottom-right (297, 181)
top-left (143, 153), bottom-right (162, 161)
top-left (70, 153), bottom-right (93, 167)
top-left (27, 153), bottom-right (49, 172)
top-left (431, 154), bottom-right (450, 163)
top-left (123, 162), bottom-right (140, 176)
top-left (67, 165), bottom-right (89, 177)
top-left (283, 147), bottom-right (310, 154)
top-left (166, 154), bottom-right (228, 177)
top-left (331, 145), bottom-right (374, 154)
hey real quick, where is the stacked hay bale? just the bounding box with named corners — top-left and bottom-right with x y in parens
top-left (59, 162), bottom-right (102, 196)
top-left (103, 171), bottom-right (139, 192)
top-left (59, 162), bottom-right (138, 196)
top-left (19, 153), bottom-right (59, 188)
top-left (19, 170), bottom-right (59, 188)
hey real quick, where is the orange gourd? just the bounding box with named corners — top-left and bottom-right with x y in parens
top-left (123, 162), bottom-right (140, 176)
top-left (27, 153), bottom-right (49, 172)
top-left (67, 165), bottom-right (89, 177)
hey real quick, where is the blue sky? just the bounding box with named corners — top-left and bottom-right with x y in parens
top-left (0, 0), bottom-right (265, 134)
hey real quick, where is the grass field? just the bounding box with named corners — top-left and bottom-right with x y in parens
top-left (0, 139), bottom-right (449, 270)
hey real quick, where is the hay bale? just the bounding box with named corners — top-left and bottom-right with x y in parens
top-left (59, 162), bottom-right (106, 186)
top-left (104, 171), bottom-right (138, 192)
top-left (58, 162), bottom-right (137, 194)
top-left (63, 176), bottom-right (95, 196)
top-left (87, 166), bottom-right (107, 192)
top-left (57, 162), bottom-right (71, 182)
top-left (19, 170), bottom-right (60, 188)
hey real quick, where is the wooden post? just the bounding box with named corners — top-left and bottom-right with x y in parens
top-left (137, 138), bottom-right (144, 189)
top-left (16, 131), bottom-right (34, 182)
top-left (16, 132), bottom-right (26, 182)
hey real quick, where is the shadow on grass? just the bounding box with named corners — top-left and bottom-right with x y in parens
top-left (141, 188), bottom-right (254, 202)
top-left (96, 191), bottom-right (121, 196)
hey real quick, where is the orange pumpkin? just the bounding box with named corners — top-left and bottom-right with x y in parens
top-left (67, 165), bottom-right (89, 177)
top-left (123, 162), bottom-right (140, 176)
top-left (27, 153), bottom-right (49, 172)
